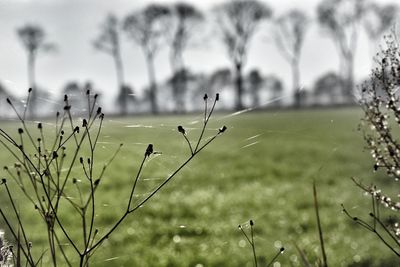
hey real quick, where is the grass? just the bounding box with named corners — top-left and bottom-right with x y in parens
top-left (0, 107), bottom-right (399, 266)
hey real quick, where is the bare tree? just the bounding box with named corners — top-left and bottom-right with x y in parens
top-left (167, 69), bottom-right (193, 113)
top-left (94, 14), bottom-right (133, 115)
top-left (274, 9), bottom-right (309, 108)
top-left (317, 0), bottom-right (366, 103)
top-left (215, 0), bottom-right (272, 110)
top-left (363, 2), bottom-right (399, 59)
top-left (17, 24), bottom-right (54, 117)
top-left (123, 4), bottom-right (170, 114)
top-left (247, 69), bottom-right (264, 107)
top-left (167, 2), bottom-right (203, 113)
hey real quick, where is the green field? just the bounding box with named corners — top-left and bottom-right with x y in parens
top-left (0, 108), bottom-right (399, 266)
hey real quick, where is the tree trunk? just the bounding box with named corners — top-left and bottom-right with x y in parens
top-left (292, 58), bottom-right (301, 108)
top-left (146, 53), bottom-right (158, 114)
top-left (114, 49), bottom-right (127, 115)
top-left (28, 52), bottom-right (36, 118)
top-left (252, 87), bottom-right (259, 107)
top-left (176, 69), bottom-right (186, 114)
top-left (235, 62), bottom-right (244, 111)
top-left (170, 42), bottom-right (186, 114)
top-left (343, 53), bottom-right (354, 103)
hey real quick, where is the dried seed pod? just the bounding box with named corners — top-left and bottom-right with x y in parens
top-left (177, 125), bottom-right (186, 135)
top-left (145, 144), bottom-right (153, 157)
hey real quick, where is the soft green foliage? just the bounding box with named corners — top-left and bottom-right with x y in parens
top-left (0, 109), bottom-right (398, 266)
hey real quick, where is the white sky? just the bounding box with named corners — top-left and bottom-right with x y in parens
top-left (0, 0), bottom-right (395, 109)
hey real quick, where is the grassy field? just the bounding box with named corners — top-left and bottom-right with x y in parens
top-left (0, 108), bottom-right (399, 266)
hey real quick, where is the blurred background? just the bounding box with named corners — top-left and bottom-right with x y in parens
top-left (0, 0), bottom-right (398, 116)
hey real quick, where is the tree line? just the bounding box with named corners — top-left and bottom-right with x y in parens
top-left (1, 0), bottom-right (399, 116)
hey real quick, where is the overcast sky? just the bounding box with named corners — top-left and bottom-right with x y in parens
top-left (0, 0), bottom-right (396, 108)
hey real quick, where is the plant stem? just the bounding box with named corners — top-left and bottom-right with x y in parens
top-left (313, 182), bottom-right (328, 267)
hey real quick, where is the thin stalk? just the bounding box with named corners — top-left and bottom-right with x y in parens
top-left (47, 227), bottom-right (57, 267)
top-left (127, 156), bottom-right (147, 211)
top-left (250, 222), bottom-right (257, 267)
top-left (313, 182), bottom-right (328, 267)
top-left (194, 96), bottom-right (218, 153)
top-left (182, 134), bottom-right (193, 155)
top-left (372, 213), bottom-right (400, 247)
top-left (266, 249), bottom-right (284, 267)
top-left (54, 232), bottom-right (72, 267)
top-left (3, 183), bottom-right (33, 264)
top-left (0, 209), bottom-right (32, 265)
top-left (38, 174), bottom-right (81, 255)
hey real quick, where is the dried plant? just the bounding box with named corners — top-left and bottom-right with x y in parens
top-left (0, 230), bottom-right (13, 267)
top-left (0, 89), bottom-right (226, 266)
top-left (238, 219), bottom-right (284, 267)
top-left (293, 182), bottom-right (328, 267)
top-left (342, 31), bottom-right (400, 257)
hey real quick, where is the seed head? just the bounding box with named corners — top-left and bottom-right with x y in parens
top-left (28, 88), bottom-right (32, 93)
top-left (177, 125), bottom-right (186, 135)
top-left (373, 164), bottom-right (379, 171)
top-left (6, 98), bottom-right (11, 105)
top-left (249, 220), bottom-right (254, 226)
top-left (82, 119), bottom-right (87, 127)
top-left (18, 128), bottom-right (23, 134)
top-left (216, 93), bottom-right (219, 101)
top-left (145, 144), bottom-right (153, 157)
top-left (203, 94), bottom-right (208, 101)
top-left (219, 126), bottom-right (227, 133)
top-left (38, 123), bottom-right (42, 129)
